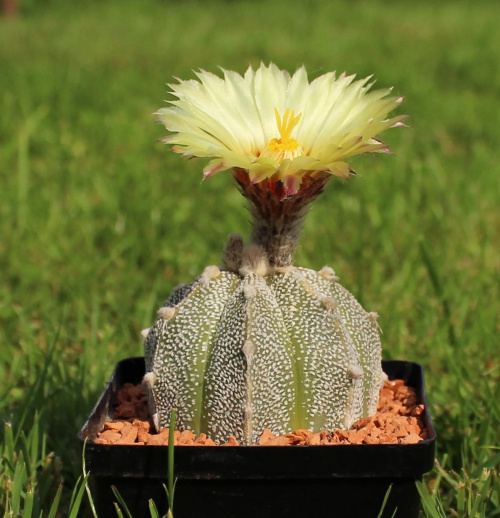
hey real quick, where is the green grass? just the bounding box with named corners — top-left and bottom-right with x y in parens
top-left (1, 0), bottom-right (499, 515)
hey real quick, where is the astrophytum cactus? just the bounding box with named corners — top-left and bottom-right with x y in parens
top-left (143, 63), bottom-right (405, 445)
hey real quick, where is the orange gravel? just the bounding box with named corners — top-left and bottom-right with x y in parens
top-left (94, 379), bottom-right (427, 446)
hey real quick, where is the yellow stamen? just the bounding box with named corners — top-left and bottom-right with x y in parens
top-left (268, 108), bottom-right (302, 154)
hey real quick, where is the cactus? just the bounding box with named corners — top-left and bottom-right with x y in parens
top-left (144, 260), bottom-right (385, 445)
top-left (143, 63), bottom-right (405, 445)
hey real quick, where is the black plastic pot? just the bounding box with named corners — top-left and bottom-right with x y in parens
top-left (79, 357), bottom-right (436, 518)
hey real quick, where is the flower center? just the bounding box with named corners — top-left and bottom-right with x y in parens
top-left (268, 108), bottom-right (302, 154)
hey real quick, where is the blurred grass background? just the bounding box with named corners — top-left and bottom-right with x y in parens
top-left (1, 0), bottom-right (499, 515)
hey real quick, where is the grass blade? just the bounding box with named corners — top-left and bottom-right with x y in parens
top-left (111, 486), bottom-right (133, 518)
top-left (23, 488), bottom-right (35, 517)
top-left (10, 452), bottom-right (27, 514)
top-left (148, 498), bottom-right (161, 518)
top-left (114, 502), bottom-right (125, 518)
top-left (167, 408), bottom-right (177, 516)
top-left (376, 484), bottom-right (393, 518)
top-left (68, 474), bottom-right (89, 518)
top-left (47, 484), bottom-right (63, 518)
top-left (419, 240), bottom-right (457, 346)
top-left (417, 480), bottom-right (446, 518)
top-left (82, 438), bottom-right (98, 518)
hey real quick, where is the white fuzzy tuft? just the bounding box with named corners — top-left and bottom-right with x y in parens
top-left (348, 365), bottom-right (364, 379)
top-left (201, 265), bottom-right (221, 286)
top-left (157, 306), bottom-right (176, 321)
top-left (239, 244), bottom-right (269, 277)
top-left (320, 296), bottom-right (338, 311)
top-left (243, 285), bottom-right (257, 300)
top-left (140, 327), bottom-right (151, 340)
top-left (143, 371), bottom-right (157, 388)
top-left (274, 265), bottom-right (295, 275)
top-left (318, 266), bottom-right (339, 282)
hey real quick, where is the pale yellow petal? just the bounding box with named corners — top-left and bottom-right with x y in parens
top-left (248, 158), bottom-right (279, 183)
top-left (254, 63), bottom-right (290, 142)
top-left (298, 73), bottom-right (358, 153)
top-left (284, 66), bottom-right (310, 117)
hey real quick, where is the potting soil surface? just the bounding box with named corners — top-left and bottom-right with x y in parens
top-left (95, 379), bottom-right (428, 446)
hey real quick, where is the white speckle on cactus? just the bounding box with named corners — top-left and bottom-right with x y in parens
top-left (140, 327), bottom-right (151, 340)
top-left (157, 306), bottom-right (176, 320)
top-left (367, 312), bottom-right (379, 321)
top-left (143, 371), bottom-right (157, 387)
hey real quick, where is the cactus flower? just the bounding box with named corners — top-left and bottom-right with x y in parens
top-left (156, 62), bottom-right (406, 195)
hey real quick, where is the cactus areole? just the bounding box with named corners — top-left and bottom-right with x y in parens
top-left (143, 63), bottom-right (405, 445)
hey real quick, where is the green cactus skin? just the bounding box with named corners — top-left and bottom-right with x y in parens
top-left (143, 263), bottom-right (386, 445)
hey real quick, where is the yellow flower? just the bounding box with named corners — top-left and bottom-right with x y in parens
top-left (156, 63), bottom-right (406, 195)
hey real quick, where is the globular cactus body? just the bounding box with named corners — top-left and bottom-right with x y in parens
top-left (143, 264), bottom-right (385, 445)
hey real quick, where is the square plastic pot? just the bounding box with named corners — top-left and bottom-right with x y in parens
top-left (79, 358), bottom-right (436, 518)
